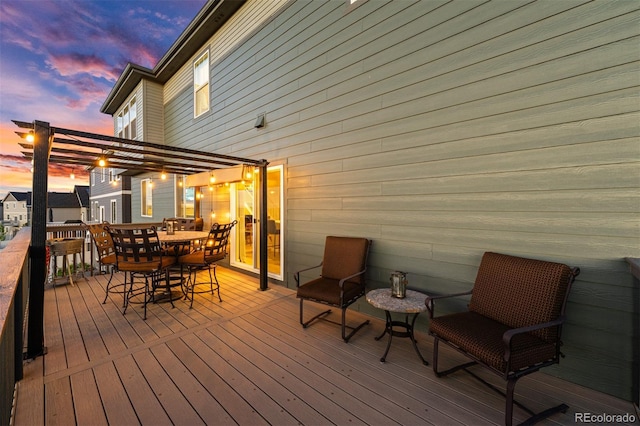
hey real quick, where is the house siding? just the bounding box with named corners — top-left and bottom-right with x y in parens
top-left (142, 80), bottom-right (164, 143)
top-left (130, 176), bottom-right (176, 223)
top-left (157, 0), bottom-right (638, 400)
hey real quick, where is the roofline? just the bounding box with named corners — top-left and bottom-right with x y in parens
top-left (100, 0), bottom-right (246, 115)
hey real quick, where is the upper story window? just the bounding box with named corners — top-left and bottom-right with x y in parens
top-left (117, 97), bottom-right (137, 140)
top-left (194, 51), bottom-right (210, 118)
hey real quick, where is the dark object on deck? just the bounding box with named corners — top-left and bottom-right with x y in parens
top-left (426, 251), bottom-right (580, 426)
top-left (295, 236), bottom-right (372, 342)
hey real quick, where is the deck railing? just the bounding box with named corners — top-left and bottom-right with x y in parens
top-left (0, 228), bottom-right (30, 426)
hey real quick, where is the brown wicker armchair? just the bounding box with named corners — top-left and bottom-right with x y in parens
top-left (426, 252), bottom-right (580, 426)
top-left (295, 236), bottom-right (371, 342)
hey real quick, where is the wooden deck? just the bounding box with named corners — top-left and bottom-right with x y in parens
top-left (13, 268), bottom-right (635, 425)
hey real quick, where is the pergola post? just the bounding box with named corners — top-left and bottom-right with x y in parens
top-left (26, 121), bottom-right (52, 359)
top-left (259, 160), bottom-right (268, 291)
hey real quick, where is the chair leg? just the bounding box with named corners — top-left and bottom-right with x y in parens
top-left (122, 272), bottom-right (133, 315)
top-left (211, 265), bottom-right (222, 302)
top-left (506, 378), bottom-right (516, 426)
top-left (431, 335), bottom-right (477, 377)
top-left (102, 266), bottom-right (120, 304)
top-left (432, 342), bottom-right (568, 426)
top-left (341, 307), bottom-right (370, 343)
top-left (142, 275), bottom-right (149, 320)
top-left (299, 298), bottom-right (331, 328)
top-left (190, 267), bottom-right (195, 309)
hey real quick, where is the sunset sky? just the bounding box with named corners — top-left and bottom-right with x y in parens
top-left (0, 0), bottom-right (206, 197)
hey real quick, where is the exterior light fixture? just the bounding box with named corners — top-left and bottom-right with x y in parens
top-left (209, 173), bottom-right (216, 184)
top-left (242, 164), bottom-right (253, 180)
top-left (70, 169), bottom-right (75, 180)
top-left (25, 131), bottom-right (35, 143)
top-left (98, 157), bottom-right (107, 167)
top-left (161, 170), bottom-right (167, 180)
top-left (254, 113), bottom-right (265, 128)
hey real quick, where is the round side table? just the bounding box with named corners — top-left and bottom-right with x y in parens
top-left (366, 288), bottom-right (429, 365)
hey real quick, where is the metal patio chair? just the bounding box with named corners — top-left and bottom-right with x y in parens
top-left (295, 236), bottom-right (372, 342)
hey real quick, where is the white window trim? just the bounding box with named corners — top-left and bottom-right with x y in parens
top-left (110, 199), bottom-right (117, 224)
top-left (193, 50), bottom-right (210, 118)
top-left (141, 178), bottom-right (153, 218)
top-left (117, 96), bottom-right (137, 140)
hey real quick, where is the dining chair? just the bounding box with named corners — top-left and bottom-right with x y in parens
top-left (179, 221), bottom-right (237, 308)
top-left (106, 225), bottom-right (176, 319)
top-left (88, 222), bottom-right (119, 303)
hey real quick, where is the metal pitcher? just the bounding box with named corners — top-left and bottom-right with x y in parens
top-left (390, 271), bottom-right (408, 298)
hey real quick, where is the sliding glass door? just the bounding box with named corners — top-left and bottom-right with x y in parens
top-left (230, 165), bottom-right (283, 280)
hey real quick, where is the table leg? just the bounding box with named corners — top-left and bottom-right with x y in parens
top-left (408, 312), bottom-right (428, 365)
top-left (375, 311), bottom-right (394, 363)
top-left (376, 311), bottom-right (428, 365)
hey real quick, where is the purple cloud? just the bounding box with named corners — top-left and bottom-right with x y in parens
top-left (0, 0), bottom-right (206, 194)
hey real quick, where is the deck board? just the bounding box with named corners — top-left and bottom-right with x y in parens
top-left (13, 267), bottom-right (637, 425)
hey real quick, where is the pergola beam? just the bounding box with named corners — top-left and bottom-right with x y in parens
top-left (51, 137), bottom-right (240, 168)
top-left (54, 126), bottom-right (263, 166)
top-left (15, 119), bottom-right (270, 361)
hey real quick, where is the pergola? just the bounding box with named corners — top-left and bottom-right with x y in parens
top-left (12, 119), bottom-right (270, 359)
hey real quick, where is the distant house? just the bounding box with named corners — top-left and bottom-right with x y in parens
top-left (100, 0), bottom-right (639, 402)
top-left (89, 167), bottom-right (131, 224)
top-left (47, 191), bottom-right (82, 223)
top-left (2, 191), bottom-right (31, 226)
top-left (74, 185), bottom-right (90, 222)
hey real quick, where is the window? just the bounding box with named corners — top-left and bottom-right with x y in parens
top-left (110, 200), bottom-right (117, 223)
top-left (117, 97), bottom-right (137, 140)
top-left (141, 179), bottom-right (153, 217)
top-left (194, 51), bottom-right (209, 117)
top-left (175, 175), bottom-right (195, 217)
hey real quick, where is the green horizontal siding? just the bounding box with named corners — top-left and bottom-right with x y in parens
top-left (158, 0), bottom-right (639, 401)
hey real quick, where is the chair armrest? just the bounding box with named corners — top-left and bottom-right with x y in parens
top-left (338, 269), bottom-right (366, 288)
top-left (502, 316), bottom-right (566, 362)
top-left (425, 290), bottom-right (473, 319)
top-left (294, 262), bottom-right (323, 287)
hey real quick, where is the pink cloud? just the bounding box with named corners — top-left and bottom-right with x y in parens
top-left (46, 53), bottom-right (122, 82)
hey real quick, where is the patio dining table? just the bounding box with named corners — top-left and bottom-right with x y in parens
top-left (156, 230), bottom-right (210, 302)
top-left (157, 230), bottom-right (209, 244)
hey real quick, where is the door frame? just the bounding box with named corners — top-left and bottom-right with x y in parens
top-left (230, 163), bottom-right (284, 281)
